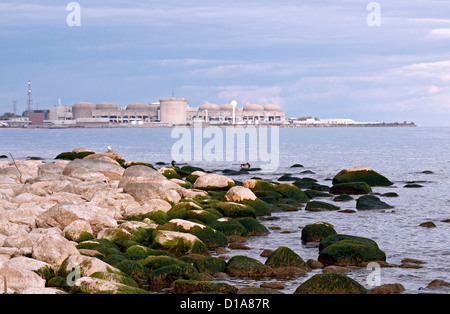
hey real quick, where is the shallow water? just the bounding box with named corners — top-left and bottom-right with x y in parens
top-left (1, 126), bottom-right (449, 294)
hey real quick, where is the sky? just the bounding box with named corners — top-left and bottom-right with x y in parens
top-left (0, 0), bottom-right (449, 126)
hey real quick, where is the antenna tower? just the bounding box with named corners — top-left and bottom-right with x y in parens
top-left (26, 80), bottom-right (33, 114)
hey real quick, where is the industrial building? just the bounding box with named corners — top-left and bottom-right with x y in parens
top-left (41, 98), bottom-right (286, 127)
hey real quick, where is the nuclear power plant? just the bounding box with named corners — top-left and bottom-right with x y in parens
top-left (42, 98), bottom-right (286, 127)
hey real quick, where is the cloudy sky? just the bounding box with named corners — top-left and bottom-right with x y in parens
top-left (0, 0), bottom-right (449, 126)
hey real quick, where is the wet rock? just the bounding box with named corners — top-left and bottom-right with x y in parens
top-left (294, 273), bottom-right (367, 294)
top-left (228, 243), bottom-right (251, 250)
top-left (260, 282), bottom-right (285, 290)
top-left (330, 182), bottom-right (372, 195)
top-left (260, 249), bottom-right (274, 257)
top-left (306, 259), bottom-right (324, 269)
top-left (172, 279), bottom-right (237, 294)
top-left (356, 195), bottom-right (394, 210)
top-left (333, 194), bottom-right (354, 202)
top-left (318, 234), bottom-right (386, 266)
top-left (369, 283), bottom-right (405, 294)
top-left (404, 183), bottom-right (423, 188)
top-left (265, 246), bottom-right (309, 271)
top-left (333, 166), bottom-right (393, 186)
top-left (234, 217), bottom-right (269, 236)
top-left (149, 263), bottom-right (200, 285)
top-left (426, 279), bottom-right (450, 290)
top-left (338, 209), bottom-right (357, 214)
top-left (153, 230), bottom-right (208, 257)
top-left (419, 221), bottom-right (436, 228)
top-left (226, 255), bottom-right (275, 278)
top-left (301, 222), bottom-right (337, 243)
top-left (305, 201), bottom-right (340, 212)
top-left (208, 218), bottom-right (248, 237)
top-left (211, 202), bottom-right (256, 218)
top-left (322, 265), bottom-right (355, 274)
top-left (193, 257), bottom-right (227, 275)
top-left (275, 183), bottom-right (309, 202)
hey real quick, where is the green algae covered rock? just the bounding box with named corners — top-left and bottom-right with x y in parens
top-left (140, 255), bottom-right (186, 271)
top-left (115, 259), bottom-right (149, 284)
top-left (173, 279), bottom-right (238, 294)
top-left (149, 263), bottom-right (200, 285)
top-left (275, 183), bottom-right (309, 202)
top-left (318, 234), bottom-right (386, 266)
top-left (185, 209), bottom-right (221, 224)
top-left (294, 273), bottom-right (367, 294)
top-left (305, 201), bottom-right (340, 212)
top-left (265, 247), bottom-right (309, 271)
top-left (159, 219), bottom-right (228, 248)
top-left (211, 202), bottom-right (257, 218)
top-left (152, 230), bottom-right (209, 256)
top-left (234, 217), bottom-right (269, 236)
top-left (208, 218), bottom-right (248, 237)
top-left (226, 255), bottom-right (275, 278)
top-left (332, 167), bottom-right (393, 187)
top-left (193, 257), bottom-right (227, 275)
top-left (329, 182), bottom-right (372, 195)
top-left (241, 198), bottom-right (271, 216)
top-left (55, 150), bottom-right (95, 160)
top-left (356, 195), bottom-right (394, 210)
top-left (301, 222), bottom-right (337, 242)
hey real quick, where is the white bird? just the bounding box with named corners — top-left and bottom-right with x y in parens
top-left (107, 146), bottom-right (112, 152)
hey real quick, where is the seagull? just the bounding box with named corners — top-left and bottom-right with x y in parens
top-left (107, 146), bottom-right (112, 152)
top-left (240, 163), bottom-right (251, 169)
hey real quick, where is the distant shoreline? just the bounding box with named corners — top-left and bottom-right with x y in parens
top-left (1, 122), bottom-right (417, 129)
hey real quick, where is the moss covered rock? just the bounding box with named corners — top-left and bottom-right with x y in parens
top-left (208, 218), bottom-right (248, 237)
top-left (234, 217), bottom-right (269, 236)
top-left (73, 277), bottom-right (151, 294)
top-left (152, 230), bottom-right (209, 256)
top-left (333, 194), bottom-right (354, 202)
top-left (305, 201), bottom-right (340, 212)
top-left (356, 195), bottom-right (394, 210)
top-left (193, 257), bottom-right (227, 275)
top-left (265, 247), bottom-right (309, 271)
top-left (241, 198), bottom-right (271, 216)
top-left (158, 167), bottom-right (182, 180)
top-left (330, 182), bottom-right (372, 195)
top-left (173, 279), bottom-right (238, 294)
top-left (226, 255), bottom-right (275, 278)
top-left (294, 273), bottom-right (367, 294)
top-left (149, 264), bottom-right (200, 285)
top-left (211, 202), bottom-right (256, 218)
top-left (140, 255), bottom-right (186, 271)
top-left (318, 234), bottom-right (386, 266)
top-left (159, 219), bottom-right (228, 248)
top-left (332, 167), bottom-right (393, 187)
top-left (275, 183), bottom-right (309, 202)
top-left (242, 179), bottom-right (277, 191)
top-left (116, 259), bottom-right (149, 284)
top-left (55, 150), bottom-right (95, 160)
top-left (185, 209), bottom-right (221, 224)
top-left (166, 202), bottom-right (203, 220)
top-left (301, 222), bottom-right (337, 242)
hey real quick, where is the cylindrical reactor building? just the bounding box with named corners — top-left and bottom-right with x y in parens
top-left (159, 98), bottom-right (187, 124)
top-left (72, 102), bottom-right (95, 119)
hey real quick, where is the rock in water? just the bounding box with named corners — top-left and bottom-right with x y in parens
top-left (356, 195), bottom-right (394, 210)
top-left (332, 166), bottom-right (393, 186)
top-left (294, 273), bottom-right (367, 294)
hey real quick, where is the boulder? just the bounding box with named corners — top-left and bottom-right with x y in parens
top-left (118, 165), bottom-right (167, 188)
top-left (63, 159), bottom-right (125, 181)
top-left (37, 163), bottom-right (64, 176)
top-left (301, 222), bottom-right (337, 242)
top-left (234, 217), bottom-right (269, 236)
top-left (159, 219), bottom-right (228, 248)
top-left (275, 183), bottom-right (309, 202)
top-left (330, 182), bottom-right (372, 195)
top-left (123, 199), bottom-right (172, 218)
top-left (152, 230), bottom-right (208, 256)
top-left (226, 255), bottom-right (275, 278)
top-left (294, 273), bottom-right (367, 294)
top-left (332, 167), bottom-right (393, 186)
top-left (0, 263), bottom-right (46, 293)
top-left (318, 234), bottom-right (386, 266)
top-left (211, 202), bottom-right (256, 218)
top-left (36, 202), bottom-right (117, 235)
top-left (193, 173), bottom-right (235, 190)
top-left (149, 264), bottom-right (200, 285)
top-left (193, 257), bottom-right (227, 275)
top-left (31, 234), bottom-right (80, 267)
top-left (208, 218), bottom-right (248, 237)
top-left (369, 283), bottom-right (405, 294)
top-left (63, 220), bottom-right (94, 242)
top-left (73, 277), bottom-right (150, 294)
top-left (172, 279), bottom-right (237, 294)
top-left (122, 182), bottom-right (182, 205)
top-left (58, 255), bottom-right (120, 278)
top-left (305, 201), bottom-right (340, 212)
top-left (224, 186), bottom-right (257, 202)
top-left (356, 195), bottom-right (394, 210)
top-left (265, 246), bottom-right (309, 271)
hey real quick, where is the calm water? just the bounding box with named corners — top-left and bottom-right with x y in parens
top-left (1, 126), bottom-right (449, 293)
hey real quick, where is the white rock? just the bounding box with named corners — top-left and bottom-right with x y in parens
top-left (32, 234), bottom-right (80, 267)
top-left (21, 287), bottom-right (66, 294)
top-left (224, 186), bottom-right (257, 202)
top-left (123, 199), bottom-right (172, 218)
top-left (63, 220), bottom-right (93, 241)
top-left (193, 173), bottom-right (234, 190)
top-left (0, 263), bottom-right (46, 293)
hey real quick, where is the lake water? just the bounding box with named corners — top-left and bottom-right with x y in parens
top-left (1, 126), bottom-right (449, 294)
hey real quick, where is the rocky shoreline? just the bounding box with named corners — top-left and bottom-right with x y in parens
top-left (0, 148), bottom-right (448, 294)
